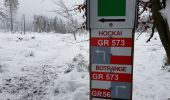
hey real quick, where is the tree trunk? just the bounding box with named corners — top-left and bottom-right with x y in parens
top-left (152, 0), bottom-right (170, 63)
top-left (10, 2), bottom-right (13, 32)
top-left (73, 32), bottom-right (77, 40)
top-left (23, 14), bottom-right (26, 34)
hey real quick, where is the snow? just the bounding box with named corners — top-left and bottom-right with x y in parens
top-left (133, 33), bottom-right (170, 100)
top-left (140, 11), bottom-right (150, 22)
top-left (0, 32), bottom-right (170, 100)
top-left (0, 32), bottom-right (89, 100)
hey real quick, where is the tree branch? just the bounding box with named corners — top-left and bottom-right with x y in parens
top-left (146, 24), bottom-right (155, 42)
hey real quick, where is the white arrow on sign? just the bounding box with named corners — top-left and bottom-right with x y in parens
top-left (115, 86), bottom-right (127, 96)
top-left (95, 50), bottom-right (106, 62)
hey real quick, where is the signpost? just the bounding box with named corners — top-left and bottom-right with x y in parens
top-left (87, 0), bottom-right (137, 100)
top-left (88, 0), bottom-right (137, 29)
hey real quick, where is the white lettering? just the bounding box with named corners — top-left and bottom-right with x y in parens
top-left (97, 40), bottom-right (109, 46)
top-left (112, 40), bottom-right (125, 46)
top-left (92, 90), bottom-right (111, 98)
top-left (92, 74), bottom-right (104, 80)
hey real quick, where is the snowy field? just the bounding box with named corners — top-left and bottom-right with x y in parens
top-left (0, 32), bottom-right (89, 100)
top-left (133, 33), bottom-right (170, 100)
top-left (0, 32), bottom-right (170, 100)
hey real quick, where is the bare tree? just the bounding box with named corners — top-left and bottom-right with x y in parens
top-left (0, 6), bottom-right (8, 30)
top-left (151, 0), bottom-right (170, 64)
top-left (4, 0), bottom-right (19, 32)
top-left (53, 0), bottom-right (80, 40)
top-left (137, 0), bottom-right (170, 63)
top-left (21, 14), bottom-right (26, 34)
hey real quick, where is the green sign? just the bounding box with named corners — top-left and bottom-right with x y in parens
top-left (98, 0), bottom-right (126, 16)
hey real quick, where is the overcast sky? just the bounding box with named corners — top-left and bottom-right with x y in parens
top-left (0, 0), bottom-right (84, 22)
top-left (17, 0), bottom-right (57, 22)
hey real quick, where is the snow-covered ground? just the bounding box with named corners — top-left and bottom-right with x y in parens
top-left (0, 32), bottom-right (89, 100)
top-left (133, 33), bottom-right (170, 100)
top-left (0, 32), bottom-right (170, 100)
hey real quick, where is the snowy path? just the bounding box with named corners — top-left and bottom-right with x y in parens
top-left (133, 33), bottom-right (170, 100)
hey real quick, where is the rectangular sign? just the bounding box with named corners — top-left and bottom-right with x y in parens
top-left (91, 29), bottom-right (132, 38)
top-left (91, 72), bottom-right (132, 82)
top-left (90, 29), bottom-right (134, 100)
top-left (91, 88), bottom-right (112, 99)
top-left (88, 0), bottom-right (137, 28)
top-left (90, 38), bottom-right (133, 47)
top-left (92, 64), bottom-right (132, 73)
top-left (110, 56), bottom-right (132, 65)
top-left (98, 0), bottom-right (126, 16)
top-left (91, 81), bottom-right (132, 100)
top-left (88, 0), bottom-right (137, 98)
top-left (91, 47), bottom-right (132, 64)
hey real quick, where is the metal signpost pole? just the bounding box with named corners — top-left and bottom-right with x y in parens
top-left (87, 0), bottom-right (137, 100)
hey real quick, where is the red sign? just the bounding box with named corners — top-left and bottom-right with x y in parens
top-left (91, 88), bottom-right (111, 98)
top-left (91, 72), bottom-right (132, 82)
top-left (110, 56), bottom-right (132, 65)
top-left (90, 38), bottom-right (132, 47)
